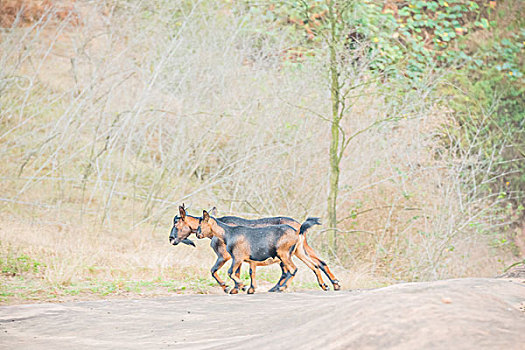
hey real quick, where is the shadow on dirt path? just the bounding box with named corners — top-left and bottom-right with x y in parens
top-left (1, 278), bottom-right (524, 349)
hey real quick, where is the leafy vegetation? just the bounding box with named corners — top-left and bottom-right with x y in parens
top-left (437, 2), bottom-right (524, 246)
top-left (0, 245), bottom-right (43, 276)
top-left (248, 0), bottom-right (524, 248)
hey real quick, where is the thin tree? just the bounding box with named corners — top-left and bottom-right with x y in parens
top-left (291, 0), bottom-right (386, 252)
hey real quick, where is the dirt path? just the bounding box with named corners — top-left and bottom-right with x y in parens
top-left (1, 278), bottom-right (524, 349)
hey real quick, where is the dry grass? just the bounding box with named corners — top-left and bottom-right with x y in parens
top-left (0, 0), bottom-right (520, 303)
top-left (0, 212), bottom-right (351, 304)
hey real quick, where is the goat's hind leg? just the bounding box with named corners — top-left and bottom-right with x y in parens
top-left (268, 262), bottom-right (289, 292)
top-left (303, 243), bottom-right (341, 290)
top-left (295, 245), bottom-right (329, 291)
top-left (270, 256), bottom-right (297, 292)
top-left (247, 262), bottom-right (257, 294)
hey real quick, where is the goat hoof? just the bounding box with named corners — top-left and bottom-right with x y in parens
top-left (247, 287), bottom-right (255, 294)
top-left (229, 288), bottom-right (239, 295)
top-left (333, 282), bottom-right (341, 291)
top-left (268, 286), bottom-right (278, 293)
top-left (321, 284), bottom-right (329, 291)
top-left (240, 285), bottom-right (247, 292)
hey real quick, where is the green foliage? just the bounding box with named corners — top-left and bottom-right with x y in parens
top-left (258, 1), bottom-right (498, 79)
top-left (446, 13), bottom-right (525, 206)
top-left (491, 33), bottom-right (525, 79)
top-left (366, 0), bottom-right (496, 78)
top-left (0, 246), bottom-right (43, 276)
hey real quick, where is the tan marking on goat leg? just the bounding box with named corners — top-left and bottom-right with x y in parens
top-left (292, 235), bottom-right (327, 287)
top-left (209, 239), bottom-right (232, 291)
top-left (228, 259), bottom-right (243, 294)
top-left (275, 229), bottom-right (299, 290)
top-left (303, 240), bottom-right (340, 289)
top-left (211, 256), bottom-right (230, 291)
top-left (277, 253), bottom-right (297, 291)
top-left (234, 265), bottom-right (247, 291)
top-left (294, 243), bottom-right (328, 291)
top-left (274, 232), bottom-right (297, 287)
top-left (247, 262), bottom-right (257, 294)
top-left (227, 236), bottom-right (251, 292)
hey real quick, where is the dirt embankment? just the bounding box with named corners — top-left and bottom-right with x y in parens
top-left (1, 277), bottom-right (524, 349)
top-left (0, 0), bottom-right (78, 27)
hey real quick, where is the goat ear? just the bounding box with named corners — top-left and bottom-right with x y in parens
top-left (181, 238), bottom-right (196, 247)
top-left (202, 210), bottom-right (210, 222)
top-left (179, 205), bottom-right (186, 220)
top-left (209, 206), bottom-right (218, 216)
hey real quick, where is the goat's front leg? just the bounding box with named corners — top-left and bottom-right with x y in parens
top-left (210, 256), bottom-right (230, 293)
top-left (227, 258), bottom-right (244, 294)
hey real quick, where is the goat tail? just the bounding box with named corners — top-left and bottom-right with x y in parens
top-left (299, 217), bottom-right (321, 235)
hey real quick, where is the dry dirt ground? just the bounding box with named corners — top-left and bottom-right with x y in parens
top-left (1, 278), bottom-right (524, 349)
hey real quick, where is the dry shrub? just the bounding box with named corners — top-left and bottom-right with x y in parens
top-left (0, 1), bottom-right (518, 290)
top-left (0, 213), bottom-right (215, 285)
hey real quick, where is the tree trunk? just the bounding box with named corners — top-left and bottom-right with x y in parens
top-left (326, 0), bottom-right (340, 252)
top-left (327, 123), bottom-right (340, 251)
